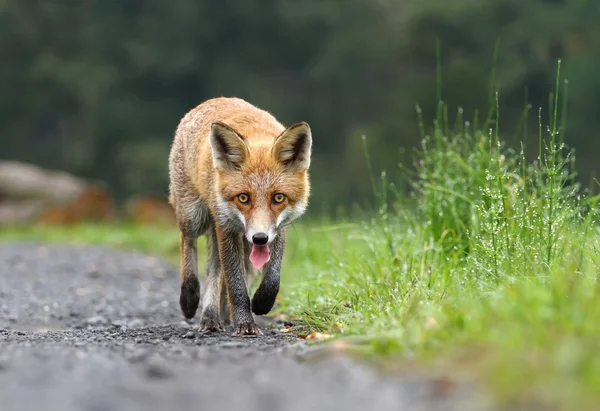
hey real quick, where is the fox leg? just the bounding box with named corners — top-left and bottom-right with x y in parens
top-left (218, 272), bottom-right (231, 325)
top-left (175, 196), bottom-right (211, 320)
top-left (243, 240), bottom-right (258, 289)
top-left (199, 226), bottom-right (224, 332)
top-left (179, 233), bottom-right (200, 319)
top-left (215, 225), bottom-right (262, 337)
top-left (251, 229), bottom-right (285, 315)
top-left (219, 241), bottom-right (255, 325)
top-left (219, 241), bottom-right (254, 324)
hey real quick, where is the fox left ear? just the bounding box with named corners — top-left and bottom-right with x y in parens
top-left (209, 122), bottom-right (248, 171)
top-left (272, 122), bottom-right (312, 172)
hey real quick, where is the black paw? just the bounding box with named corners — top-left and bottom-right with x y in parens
top-left (251, 285), bottom-right (279, 316)
top-left (199, 316), bottom-right (224, 333)
top-left (232, 322), bottom-right (263, 337)
top-left (180, 275), bottom-right (200, 319)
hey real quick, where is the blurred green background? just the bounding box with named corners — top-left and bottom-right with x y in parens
top-left (1, 0), bottom-right (598, 213)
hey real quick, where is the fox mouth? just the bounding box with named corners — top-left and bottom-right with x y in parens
top-left (249, 244), bottom-right (270, 270)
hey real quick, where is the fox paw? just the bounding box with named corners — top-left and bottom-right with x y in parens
top-left (232, 322), bottom-right (263, 338)
top-left (180, 276), bottom-right (200, 319)
top-left (199, 317), bottom-right (224, 333)
top-left (251, 292), bottom-right (277, 316)
top-left (251, 280), bottom-right (279, 316)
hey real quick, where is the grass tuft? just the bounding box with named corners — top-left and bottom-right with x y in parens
top-left (280, 60), bottom-right (600, 409)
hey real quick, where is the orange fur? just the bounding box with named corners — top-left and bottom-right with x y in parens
top-left (169, 97), bottom-right (310, 218)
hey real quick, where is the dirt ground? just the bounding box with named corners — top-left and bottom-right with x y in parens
top-left (0, 243), bottom-right (488, 411)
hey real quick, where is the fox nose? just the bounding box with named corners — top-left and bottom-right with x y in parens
top-left (252, 232), bottom-right (269, 245)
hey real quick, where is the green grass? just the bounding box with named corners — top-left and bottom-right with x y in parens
top-left (2, 61), bottom-right (600, 409)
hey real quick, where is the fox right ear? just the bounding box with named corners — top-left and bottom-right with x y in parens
top-left (272, 122), bottom-right (312, 172)
top-left (209, 122), bottom-right (248, 171)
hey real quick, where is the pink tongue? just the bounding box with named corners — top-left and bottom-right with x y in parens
top-left (249, 245), bottom-right (270, 269)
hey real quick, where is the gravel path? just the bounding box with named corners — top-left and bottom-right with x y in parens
top-left (0, 242), bottom-right (488, 411)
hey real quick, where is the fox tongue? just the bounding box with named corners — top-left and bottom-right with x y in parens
top-left (249, 245), bottom-right (270, 270)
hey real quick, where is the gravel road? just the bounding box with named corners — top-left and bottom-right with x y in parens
top-left (0, 242), bottom-right (489, 411)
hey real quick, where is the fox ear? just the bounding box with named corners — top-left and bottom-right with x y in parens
top-left (209, 122), bottom-right (248, 171)
top-left (272, 122), bottom-right (312, 171)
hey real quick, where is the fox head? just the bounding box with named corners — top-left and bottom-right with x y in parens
top-left (209, 121), bottom-right (312, 269)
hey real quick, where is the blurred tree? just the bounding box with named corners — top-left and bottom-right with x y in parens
top-left (0, 0), bottom-right (598, 212)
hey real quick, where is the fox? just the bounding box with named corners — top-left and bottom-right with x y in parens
top-left (168, 97), bottom-right (312, 337)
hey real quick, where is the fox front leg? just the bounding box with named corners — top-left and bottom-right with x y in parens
top-left (216, 226), bottom-right (262, 337)
top-left (179, 233), bottom-right (200, 319)
top-left (199, 226), bottom-right (225, 333)
top-left (251, 230), bottom-right (285, 315)
top-left (175, 196), bottom-right (211, 320)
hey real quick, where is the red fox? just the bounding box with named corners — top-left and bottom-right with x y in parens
top-left (168, 97), bottom-right (312, 336)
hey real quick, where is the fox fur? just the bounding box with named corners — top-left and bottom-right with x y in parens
top-left (168, 97), bottom-right (312, 336)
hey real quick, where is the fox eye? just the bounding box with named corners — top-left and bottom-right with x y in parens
top-left (237, 193), bottom-right (250, 204)
top-left (272, 193), bottom-right (286, 204)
